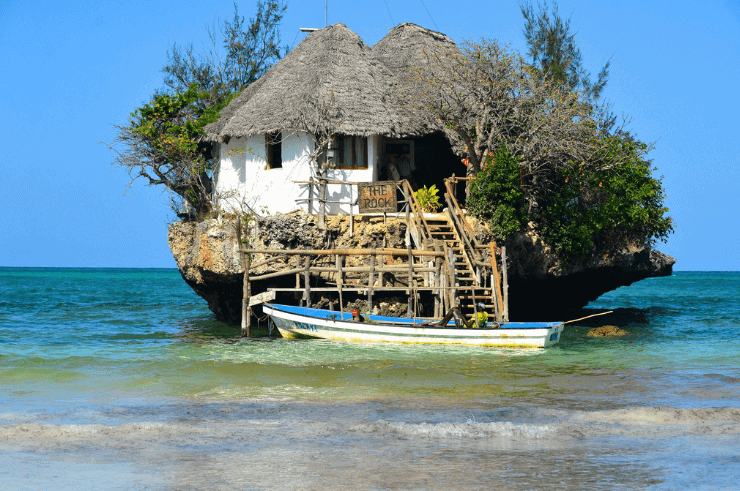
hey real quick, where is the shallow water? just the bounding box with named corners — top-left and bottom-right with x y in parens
top-left (1, 268), bottom-right (739, 489)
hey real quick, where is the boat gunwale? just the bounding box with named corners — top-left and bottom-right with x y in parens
top-left (263, 304), bottom-right (564, 335)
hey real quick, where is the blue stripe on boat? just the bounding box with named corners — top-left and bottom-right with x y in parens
top-left (266, 304), bottom-right (562, 329)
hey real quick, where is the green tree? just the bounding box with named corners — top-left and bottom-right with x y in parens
top-left (398, 39), bottom-right (595, 183)
top-left (106, 1), bottom-right (287, 217)
top-left (520, 0), bottom-right (610, 102)
top-left (162, 1), bottom-right (287, 109)
top-left (467, 146), bottom-right (527, 240)
top-left (399, 36), bottom-right (672, 259)
top-left (537, 136), bottom-right (673, 259)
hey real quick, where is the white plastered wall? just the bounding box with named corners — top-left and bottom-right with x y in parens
top-left (214, 131), bottom-right (314, 214)
top-left (214, 133), bottom-right (381, 215)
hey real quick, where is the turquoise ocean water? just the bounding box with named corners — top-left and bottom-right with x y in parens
top-left (1, 268), bottom-right (739, 489)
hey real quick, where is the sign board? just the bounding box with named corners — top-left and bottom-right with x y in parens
top-left (248, 290), bottom-right (276, 307)
top-left (358, 181), bottom-right (397, 213)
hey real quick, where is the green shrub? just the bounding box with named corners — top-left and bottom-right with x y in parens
top-left (414, 184), bottom-right (442, 212)
top-left (467, 145), bottom-right (527, 240)
top-left (467, 138), bottom-right (672, 262)
top-left (538, 136), bottom-right (673, 259)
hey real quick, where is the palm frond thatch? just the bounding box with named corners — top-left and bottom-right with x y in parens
top-left (205, 23), bottom-right (456, 141)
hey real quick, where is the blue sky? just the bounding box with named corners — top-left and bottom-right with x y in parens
top-left (1, 0), bottom-right (738, 269)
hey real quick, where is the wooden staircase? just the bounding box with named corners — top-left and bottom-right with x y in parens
top-left (426, 214), bottom-right (495, 321)
top-left (401, 178), bottom-right (507, 323)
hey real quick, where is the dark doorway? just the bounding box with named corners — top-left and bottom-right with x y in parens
top-left (411, 132), bottom-right (466, 200)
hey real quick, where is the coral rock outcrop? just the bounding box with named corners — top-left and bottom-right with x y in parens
top-left (169, 212), bottom-right (675, 324)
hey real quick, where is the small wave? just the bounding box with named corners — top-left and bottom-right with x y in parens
top-left (0, 422), bottom-right (195, 441)
top-left (571, 406), bottom-right (740, 426)
top-left (374, 420), bottom-right (557, 439)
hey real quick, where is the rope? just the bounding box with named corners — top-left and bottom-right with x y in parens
top-left (563, 310), bottom-right (614, 325)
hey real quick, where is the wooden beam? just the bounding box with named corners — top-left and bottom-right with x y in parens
top-left (489, 242), bottom-right (504, 322)
top-left (336, 255), bottom-right (344, 316)
top-left (501, 246), bottom-right (509, 322)
top-left (368, 253), bottom-right (375, 310)
top-left (236, 217), bottom-right (251, 338)
top-left (491, 274), bottom-right (502, 323)
top-left (241, 248), bottom-right (444, 257)
top-left (303, 255), bottom-right (311, 307)
top-left (248, 290), bottom-right (276, 307)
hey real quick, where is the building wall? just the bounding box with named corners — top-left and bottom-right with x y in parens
top-left (321, 134), bottom-right (380, 215)
top-left (214, 132), bottom-right (380, 215)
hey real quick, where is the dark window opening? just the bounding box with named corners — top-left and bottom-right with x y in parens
top-left (266, 131), bottom-right (282, 169)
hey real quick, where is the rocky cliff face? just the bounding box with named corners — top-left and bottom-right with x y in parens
top-left (169, 212), bottom-right (410, 324)
top-left (169, 212), bottom-right (675, 324)
top-left (501, 222), bottom-right (675, 316)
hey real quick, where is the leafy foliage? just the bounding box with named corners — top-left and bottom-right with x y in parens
top-left (468, 140), bottom-right (672, 260)
top-left (520, 0), bottom-right (610, 102)
top-left (107, 1), bottom-right (286, 217)
top-left (162, 0), bottom-right (287, 110)
top-left (537, 137), bottom-right (673, 258)
top-left (467, 146), bottom-right (528, 240)
top-left (398, 19), bottom-right (672, 261)
top-left (399, 38), bottom-right (600, 186)
top-left (414, 184), bottom-right (441, 213)
top-left (117, 85), bottom-right (240, 213)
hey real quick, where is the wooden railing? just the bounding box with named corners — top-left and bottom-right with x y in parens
top-left (294, 178), bottom-right (432, 249)
top-left (234, 176), bottom-right (511, 336)
top-left (235, 243), bottom-right (461, 335)
top-left (444, 177), bottom-right (480, 248)
top-left (399, 180), bottom-right (431, 245)
top-left (442, 176), bottom-right (509, 322)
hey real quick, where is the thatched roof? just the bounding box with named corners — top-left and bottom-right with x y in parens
top-left (207, 23), bottom-right (434, 141)
top-left (371, 23), bottom-right (457, 133)
top-left (372, 23), bottom-right (456, 74)
top-left (206, 23), bottom-right (458, 141)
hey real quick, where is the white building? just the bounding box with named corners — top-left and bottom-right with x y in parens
top-left (205, 23), bottom-right (461, 216)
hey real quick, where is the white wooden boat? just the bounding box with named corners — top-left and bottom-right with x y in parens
top-left (262, 304), bottom-right (564, 348)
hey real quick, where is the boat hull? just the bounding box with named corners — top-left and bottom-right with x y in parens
top-left (263, 304), bottom-right (564, 348)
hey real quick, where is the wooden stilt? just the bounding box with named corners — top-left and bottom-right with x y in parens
top-left (501, 246), bottom-right (509, 322)
top-left (489, 242), bottom-right (504, 322)
top-left (244, 255), bottom-right (251, 337)
top-left (491, 274), bottom-right (502, 323)
top-left (405, 206), bottom-right (413, 316)
top-left (303, 255), bottom-right (311, 308)
top-left (433, 241), bottom-right (443, 318)
top-left (406, 245), bottom-right (414, 317)
top-left (349, 186), bottom-right (355, 238)
top-left (441, 241), bottom-right (453, 310)
top-left (471, 286), bottom-right (478, 326)
top-left (308, 177), bottom-right (314, 215)
top-left (318, 173), bottom-right (327, 229)
top-left (447, 248), bottom-right (459, 309)
top-left (236, 217), bottom-right (251, 338)
top-left (378, 253), bottom-right (385, 288)
top-left (368, 252), bottom-right (375, 311)
top-left (336, 255), bottom-right (344, 317)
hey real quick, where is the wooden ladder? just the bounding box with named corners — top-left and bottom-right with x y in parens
top-left (402, 177), bottom-right (506, 323)
top-left (426, 212), bottom-right (494, 322)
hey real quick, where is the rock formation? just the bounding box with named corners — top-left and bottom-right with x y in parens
top-left (169, 211), bottom-right (675, 325)
top-left (587, 325), bottom-right (629, 337)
